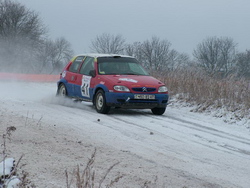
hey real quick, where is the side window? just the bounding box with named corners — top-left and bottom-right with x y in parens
top-left (69, 56), bottom-right (85, 73)
top-left (79, 57), bottom-right (94, 75)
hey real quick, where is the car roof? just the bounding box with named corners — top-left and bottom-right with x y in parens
top-left (75, 53), bottom-right (133, 58)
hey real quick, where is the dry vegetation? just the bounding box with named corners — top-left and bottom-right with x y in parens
top-left (1, 126), bottom-right (35, 188)
top-left (155, 69), bottom-right (250, 118)
top-left (1, 127), bottom-right (123, 188)
top-left (65, 149), bottom-right (122, 188)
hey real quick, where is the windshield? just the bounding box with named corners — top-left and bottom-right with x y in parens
top-left (97, 57), bottom-right (149, 75)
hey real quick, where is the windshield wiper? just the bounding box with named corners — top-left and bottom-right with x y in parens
top-left (121, 72), bottom-right (137, 75)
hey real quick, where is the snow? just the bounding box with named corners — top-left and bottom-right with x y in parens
top-left (0, 81), bottom-right (250, 187)
top-left (3, 176), bottom-right (20, 188)
top-left (0, 158), bottom-right (20, 188)
top-left (0, 158), bottom-right (15, 176)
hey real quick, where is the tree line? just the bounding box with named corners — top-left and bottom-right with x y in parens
top-left (0, 0), bottom-right (73, 74)
top-left (0, 0), bottom-right (249, 78)
top-left (91, 34), bottom-right (250, 79)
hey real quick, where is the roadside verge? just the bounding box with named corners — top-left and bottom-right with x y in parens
top-left (0, 73), bottom-right (59, 82)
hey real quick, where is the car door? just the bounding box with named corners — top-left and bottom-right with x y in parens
top-left (64, 56), bottom-right (85, 96)
top-left (75, 56), bottom-right (95, 99)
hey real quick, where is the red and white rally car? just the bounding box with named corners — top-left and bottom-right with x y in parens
top-left (57, 54), bottom-right (169, 115)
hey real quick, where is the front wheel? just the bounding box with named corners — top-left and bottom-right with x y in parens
top-left (94, 90), bottom-right (111, 114)
top-left (151, 107), bottom-right (166, 115)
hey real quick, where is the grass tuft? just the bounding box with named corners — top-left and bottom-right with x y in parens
top-left (65, 148), bottom-right (121, 188)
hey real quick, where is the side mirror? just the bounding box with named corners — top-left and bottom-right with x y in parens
top-left (89, 70), bottom-right (96, 77)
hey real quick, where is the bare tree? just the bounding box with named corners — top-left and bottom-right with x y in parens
top-left (218, 37), bottom-right (237, 76)
top-left (0, 0), bottom-right (46, 72)
top-left (51, 37), bottom-right (73, 73)
top-left (124, 37), bottom-right (190, 74)
top-left (236, 50), bottom-right (250, 78)
top-left (193, 36), bottom-right (237, 77)
top-left (193, 37), bottom-right (221, 75)
top-left (90, 33), bottom-right (126, 54)
top-left (37, 37), bottom-right (73, 74)
top-left (0, 0), bottom-right (46, 42)
top-left (171, 53), bottom-right (190, 71)
top-left (124, 42), bottom-right (144, 61)
top-left (139, 36), bottom-right (185, 74)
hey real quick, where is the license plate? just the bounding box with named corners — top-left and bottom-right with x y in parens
top-left (134, 94), bottom-right (155, 99)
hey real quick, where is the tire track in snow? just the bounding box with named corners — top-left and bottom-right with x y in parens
top-left (150, 113), bottom-right (250, 157)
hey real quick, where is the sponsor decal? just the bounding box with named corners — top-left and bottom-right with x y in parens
top-left (81, 75), bottom-right (91, 97)
top-left (119, 78), bottom-right (138, 83)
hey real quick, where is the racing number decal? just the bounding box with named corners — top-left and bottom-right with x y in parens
top-left (81, 75), bottom-right (91, 97)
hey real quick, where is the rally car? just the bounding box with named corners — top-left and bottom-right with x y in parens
top-left (57, 54), bottom-right (169, 115)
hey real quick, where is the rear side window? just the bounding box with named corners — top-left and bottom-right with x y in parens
top-left (69, 56), bottom-right (85, 73)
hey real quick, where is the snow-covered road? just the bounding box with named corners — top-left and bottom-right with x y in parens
top-left (1, 81), bottom-right (250, 188)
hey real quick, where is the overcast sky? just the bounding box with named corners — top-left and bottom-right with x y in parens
top-left (18, 0), bottom-right (250, 56)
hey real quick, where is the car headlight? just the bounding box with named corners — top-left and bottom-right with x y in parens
top-left (158, 86), bottom-right (168, 93)
top-left (114, 85), bottom-right (130, 92)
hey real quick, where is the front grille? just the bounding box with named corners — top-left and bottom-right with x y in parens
top-left (132, 87), bottom-right (156, 92)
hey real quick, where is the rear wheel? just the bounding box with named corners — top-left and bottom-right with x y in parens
top-left (94, 90), bottom-right (110, 114)
top-left (151, 107), bottom-right (166, 115)
top-left (57, 84), bottom-right (67, 97)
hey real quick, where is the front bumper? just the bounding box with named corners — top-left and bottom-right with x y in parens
top-left (105, 92), bottom-right (168, 109)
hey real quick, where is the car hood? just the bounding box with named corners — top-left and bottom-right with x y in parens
top-left (99, 75), bottom-right (165, 88)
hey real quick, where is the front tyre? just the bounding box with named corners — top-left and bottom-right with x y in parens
top-left (94, 90), bottom-right (111, 114)
top-left (151, 107), bottom-right (166, 115)
top-left (57, 83), bottom-right (67, 97)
